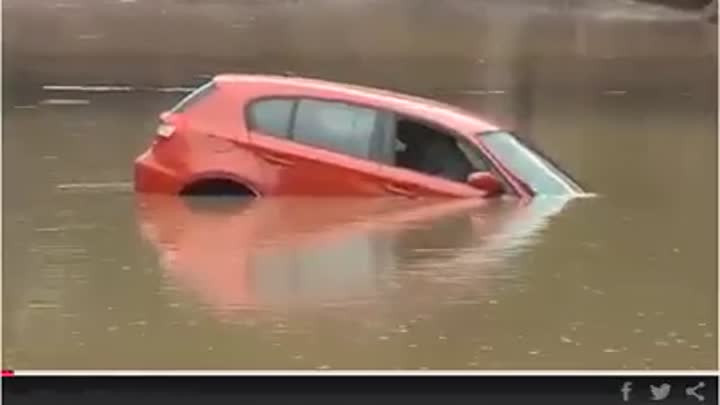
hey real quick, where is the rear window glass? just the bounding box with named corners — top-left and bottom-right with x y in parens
top-left (292, 99), bottom-right (378, 160)
top-left (171, 81), bottom-right (217, 113)
top-left (248, 99), bottom-right (295, 138)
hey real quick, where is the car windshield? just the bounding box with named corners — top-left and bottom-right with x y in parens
top-left (477, 131), bottom-right (582, 196)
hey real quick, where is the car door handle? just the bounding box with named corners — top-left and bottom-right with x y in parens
top-left (383, 183), bottom-right (417, 198)
top-left (259, 153), bottom-right (295, 167)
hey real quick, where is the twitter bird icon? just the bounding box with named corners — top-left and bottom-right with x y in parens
top-left (650, 383), bottom-right (672, 401)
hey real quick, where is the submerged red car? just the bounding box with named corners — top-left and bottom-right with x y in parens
top-left (134, 74), bottom-right (583, 199)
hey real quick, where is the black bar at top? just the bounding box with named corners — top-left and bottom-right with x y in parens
top-left (2, 375), bottom-right (717, 405)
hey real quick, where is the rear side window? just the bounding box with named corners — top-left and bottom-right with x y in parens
top-left (171, 81), bottom-right (217, 113)
top-left (292, 99), bottom-right (378, 160)
top-left (248, 99), bottom-right (295, 138)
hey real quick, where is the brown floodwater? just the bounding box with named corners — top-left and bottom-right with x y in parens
top-left (2, 0), bottom-right (717, 369)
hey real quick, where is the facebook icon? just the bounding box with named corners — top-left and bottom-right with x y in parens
top-left (621, 382), bottom-right (633, 402)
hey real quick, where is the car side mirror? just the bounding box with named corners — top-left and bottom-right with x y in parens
top-left (467, 171), bottom-right (504, 196)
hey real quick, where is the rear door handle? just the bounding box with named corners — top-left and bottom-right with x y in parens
top-left (260, 152), bottom-right (295, 167)
top-left (383, 183), bottom-right (417, 198)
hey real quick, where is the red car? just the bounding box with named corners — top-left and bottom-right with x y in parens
top-left (134, 74), bottom-right (583, 199)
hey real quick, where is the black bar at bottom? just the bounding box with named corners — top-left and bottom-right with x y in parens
top-left (2, 376), bottom-right (717, 405)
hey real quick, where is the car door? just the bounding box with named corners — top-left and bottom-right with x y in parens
top-left (246, 97), bottom-right (392, 196)
top-left (374, 114), bottom-right (488, 198)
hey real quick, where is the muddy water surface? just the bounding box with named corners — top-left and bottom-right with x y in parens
top-left (3, 0), bottom-right (717, 369)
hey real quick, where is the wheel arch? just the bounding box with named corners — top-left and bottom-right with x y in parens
top-left (179, 171), bottom-right (263, 197)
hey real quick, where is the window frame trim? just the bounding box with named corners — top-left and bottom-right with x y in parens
top-left (242, 94), bottom-right (516, 192)
top-left (244, 95), bottom-right (392, 163)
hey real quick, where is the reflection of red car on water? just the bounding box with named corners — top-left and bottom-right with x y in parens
top-left (137, 195), bottom-right (570, 316)
top-left (134, 74), bottom-right (584, 199)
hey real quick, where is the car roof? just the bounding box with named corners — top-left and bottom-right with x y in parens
top-left (214, 74), bottom-right (500, 133)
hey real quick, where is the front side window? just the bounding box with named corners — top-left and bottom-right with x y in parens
top-left (393, 117), bottom-right (482, 184)
top-left (292, 99), bottom-right (378, 160)
top-left (248, 98), bottom-right (295, 138)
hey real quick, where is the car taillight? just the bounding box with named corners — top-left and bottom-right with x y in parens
top-left (156, 111), bottom-right (184, 139)
top-left (156, 123), bottom-right (177, 138)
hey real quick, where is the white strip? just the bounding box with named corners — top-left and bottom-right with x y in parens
top-left (602, 90), bottom-right (628, 96)
top-left (56, 182), bottom-right (133, 191)
top-left (155, 87), bottom-right (195, 93)
top-left (40, 99), bottom-right (91, 105)
top-left (9, 370), bottom-right (719, 376)
top-left (42, 85), bottom-right (194, 93)
top-left (458, 90), bottom-right (507, 95)
top-left (43, 85), bottom-right (135, 92)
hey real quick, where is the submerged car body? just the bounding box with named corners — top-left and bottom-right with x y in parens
top-left (134, 74), bottom-right (583, 199)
